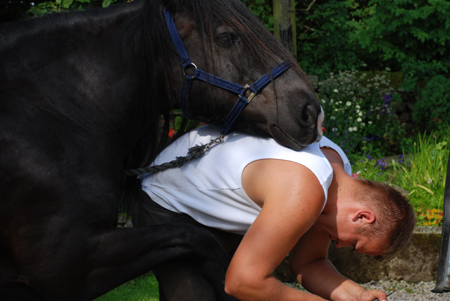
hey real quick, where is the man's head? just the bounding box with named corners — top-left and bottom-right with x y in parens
top-left (353, 179), bottom-right (416, 260)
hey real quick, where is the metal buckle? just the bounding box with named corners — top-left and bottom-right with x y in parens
top-left (183, 62), bottom-right (197, 78)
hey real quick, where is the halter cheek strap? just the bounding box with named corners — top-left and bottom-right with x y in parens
top-left (163, 7), bottom-right (291, 135)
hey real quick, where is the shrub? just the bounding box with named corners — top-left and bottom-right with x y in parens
top-left (347, 0), bottom-right (450, 73)
top-left (296, 0), bottom-right (365, 79)
top-left (241, 0), bottom-right (274, 31)
top-left (319, 69), bottom-right (408, 162)
top-left (412, 75), bottom-right (450, 131)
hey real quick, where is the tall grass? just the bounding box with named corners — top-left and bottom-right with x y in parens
top-left (391, 127), bottom-right (449, 211)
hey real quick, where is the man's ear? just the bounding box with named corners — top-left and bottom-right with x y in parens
top-left (351, 210), bottom-right (376, 224)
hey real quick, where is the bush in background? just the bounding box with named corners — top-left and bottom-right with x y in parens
top-left (412, 75), bottom-right (450, 130)
top-left (319, 69), bottom-right (409, 162)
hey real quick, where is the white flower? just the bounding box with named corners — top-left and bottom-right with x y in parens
top-left (321, 99), bottom-right (327, 103)
top-left (335, 108), bottom-right (339, 112)
top-left (356, 105), bottom-right (360, 109)
top-left (361, 122), bottom-right (366, 126)
top-left (368, 121), bottom-right (373, 124)
top-left (358, 112), bottom-right (363, 116)
top-left (330, 116), bottom-right (336, 120)
top-left (332, 127), bottom-right (337, 132)
top-left (357, 118), bottom-right (362, 122)
top-left (330, 99), bottom-right (334, 104)
top-left (353, 126), bottom-right (358, 131)
top-left (348, 127), bottom-right (353, 132)
top-left (346, 101), bottom-right (351, 106)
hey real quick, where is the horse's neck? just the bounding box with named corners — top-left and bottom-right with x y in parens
top-left (1, 1), bottom-right (170, 152)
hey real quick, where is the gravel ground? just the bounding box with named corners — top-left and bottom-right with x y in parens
top-left (361, 280), bottom-right (450, 300)
top-left (288, 280), bottom-right (450, 300)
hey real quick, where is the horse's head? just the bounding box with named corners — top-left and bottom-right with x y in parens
top-left (163, 0), bottom-right (322, 150)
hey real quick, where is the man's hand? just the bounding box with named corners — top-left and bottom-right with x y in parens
top-left (356, 289), bottom-right (388, 301)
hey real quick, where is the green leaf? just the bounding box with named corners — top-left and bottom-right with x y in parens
top-left (62, 0), bottom-right (73, 9)
top-left (102, 0), bottom-right (114, 8)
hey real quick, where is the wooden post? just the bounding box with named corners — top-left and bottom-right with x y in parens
top-left (273, 0), bottom-right (297, 60)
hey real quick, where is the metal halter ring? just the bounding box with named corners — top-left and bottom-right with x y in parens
top-left (183, 62), bottom-right (197, 78)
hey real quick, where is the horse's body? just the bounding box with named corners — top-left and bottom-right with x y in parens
top-left (0, 0), bottom-right (320, 300)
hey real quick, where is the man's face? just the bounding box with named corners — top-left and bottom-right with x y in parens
top-left (332, 225), bottom-right (386, 256)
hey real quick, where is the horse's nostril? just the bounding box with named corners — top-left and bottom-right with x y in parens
top-left (302, 105), bottom-right (315, 125)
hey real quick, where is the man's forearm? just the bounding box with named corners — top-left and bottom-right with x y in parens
top-left (226, 274), bottom-right (327, 301)
top-left (295, 258), bottom-right (367, 300)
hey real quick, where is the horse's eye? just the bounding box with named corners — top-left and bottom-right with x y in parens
top-left (216, 32), bottom-right (239, 48)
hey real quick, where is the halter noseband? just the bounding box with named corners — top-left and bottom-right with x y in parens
top-left (163, 7), bottom-right (291, 136)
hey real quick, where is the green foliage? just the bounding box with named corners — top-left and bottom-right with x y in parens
top-left (412, 75), bottom-right (450, 130)
top-left (319, 69), bottom-right (408, 162)
top-left (347, 0), bottom-right (450, 73)
top-left (390, 125), bottom-right (449, 211)
top-left (296, 0), bottom-right (365, 79)
top-left (241, 0), bottom-right (274, 31)
top-left (295, 0), bottom-right (450, 83)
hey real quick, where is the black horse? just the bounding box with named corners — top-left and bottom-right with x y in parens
top-left (0, 0), bottom-right (321, 300)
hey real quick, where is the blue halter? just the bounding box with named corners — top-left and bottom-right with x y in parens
top-left (163, 8), bottom-right (291, 136)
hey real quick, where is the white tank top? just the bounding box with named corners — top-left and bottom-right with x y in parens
top-left (140, 125), bottom-right (352, 235)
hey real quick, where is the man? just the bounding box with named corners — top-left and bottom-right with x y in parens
top-left (133, 125), bottom-right (416, 301)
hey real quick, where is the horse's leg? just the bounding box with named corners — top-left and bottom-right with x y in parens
top-left (3, 192), bottom-right (232, 300)
top-left (83, 223), bottom-right (235, 300)
top-left (10, 221), bottom-right (231, 301)
top-left (132, 190), bottom-right (240, 301)
top-left (154, 261), bottom-right (217, 301)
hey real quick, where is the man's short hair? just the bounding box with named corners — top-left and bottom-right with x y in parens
top-left (355, 179), bottom-right (416, 261)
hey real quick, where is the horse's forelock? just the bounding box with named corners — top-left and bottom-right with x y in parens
top-left (159, 0), bottom-right (297, 72)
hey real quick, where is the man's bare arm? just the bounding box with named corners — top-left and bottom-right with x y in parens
top-left (290, 223), bottom-right (388, 301)
top-left (225, 159), bottom-right (327, 300)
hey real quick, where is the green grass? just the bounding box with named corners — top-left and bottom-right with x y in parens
top-left (95, 273), bottom-right (159, 301)
top-left (391, 130), bottom-right (449, 210)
